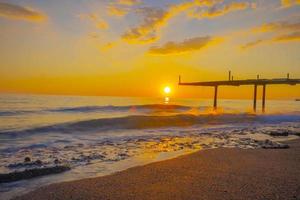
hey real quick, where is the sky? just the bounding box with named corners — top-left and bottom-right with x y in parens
top-left (0, 0), bottom-right (299, 99)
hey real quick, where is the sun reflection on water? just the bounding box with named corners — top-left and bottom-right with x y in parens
top-left (164, 96), bottom-right (169, 104)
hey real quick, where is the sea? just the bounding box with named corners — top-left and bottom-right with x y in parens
top-left (0, 94), bottom-right (300, 199)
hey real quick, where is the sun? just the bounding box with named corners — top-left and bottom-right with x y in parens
top-left (164, 86), bottom-right (171, 94)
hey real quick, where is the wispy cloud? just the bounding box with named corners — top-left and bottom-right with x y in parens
top-left (280, 0), bottom-right (300, 8)
top-left (189, 2), bottom-right (255, 19)
top-left (121, 0), bottom-right (220, 44)
top-left (79, 14), bottom-right (109, 30)
top-left (274, 31), bottom-right (300, 41)
top-left (148, 36), bottom-right (219, 55)
top-left (253, 21), bottom-right (300, 32)
top-left (241, 19), bottom-right (300, 50)
top-left (0, 2), bottom-right (46, 22)
top-left (107, 0), bottom-right (140, 17)
top-left (121, 7), bottom-right (167, 43)
top-left (107, 5), bottom-right (130, 17)
top-left (117, 0), bottom-right (141, 6)
top-left (121, 0), bottom-right (255, 44)
top-left (240, 39), bottom-right (264, 50)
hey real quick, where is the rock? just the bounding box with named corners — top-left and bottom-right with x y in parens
top-left (54, 159), bottom-right (61, 164)
top-left (262, 144), bottom-right (289, 149)
top-left (270, 131), bottom-right (289, 137)
top-left (261, 140), bottom-right (289, 149)
top-left (8, 159), bottom-right (43, 169)
top-left (279, 144), bottom-right (289, 149)
top-left (24, 157), bottom-right (31, 162)
top-left (119, 153), bottom-right (128, 157)
top-left (0, 165), bottom-right (71, 183)
top-left (265, 139), bottom-right (271, 144)
top-left (35, 160), bottom-right (43, 165)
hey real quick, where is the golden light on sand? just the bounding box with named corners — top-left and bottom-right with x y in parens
top-left (164, 86), bottom-right (171, 94)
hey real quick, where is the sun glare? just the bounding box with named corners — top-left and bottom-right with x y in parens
top-left (164, 86), bottom-right (171, 94)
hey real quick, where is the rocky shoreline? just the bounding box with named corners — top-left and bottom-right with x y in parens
top-left (1, 129), bottom-right (298, 184)
top-left (13, 139), bottom-right (300, 200)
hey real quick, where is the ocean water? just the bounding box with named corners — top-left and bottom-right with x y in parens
top-left (0, 94), bottom-right (300, 199)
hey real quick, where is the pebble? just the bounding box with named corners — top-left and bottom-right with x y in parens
top-left (24, 157), bottom-right (31, 162)
top-left (261, 140), bottom-right (289, 149)
top-left (270, 131), bottom-right (289, 137)
top-left (35, 159), bottom-right (43, 165)
top-left (54, 159), bottom-right (61, 164)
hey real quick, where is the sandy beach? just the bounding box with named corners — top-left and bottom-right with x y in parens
top-left (14, 139), bottom-right (300, 200)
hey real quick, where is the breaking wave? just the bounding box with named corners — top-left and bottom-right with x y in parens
top-left (0, 104), bottom-right (191, 116)
top-left (1, 113), bottom-right (300, 136)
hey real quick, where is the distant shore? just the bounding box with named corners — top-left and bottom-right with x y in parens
top-left (14, 139), bottom-right (300, 200)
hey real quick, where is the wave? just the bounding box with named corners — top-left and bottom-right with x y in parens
top-left (0, 104), bottom-right (192, 116)
top-left (48, 104), bottom-right (191, 113)
top-left (1, 113), bottom-right (300, 136)
top-left (0, 110), bottom-right (37, 116)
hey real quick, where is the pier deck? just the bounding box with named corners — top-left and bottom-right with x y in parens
top-left (178, 73), bottom-right (300, 112)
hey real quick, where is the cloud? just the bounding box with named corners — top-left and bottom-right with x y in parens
top-left (189, 2), bottom-right (255, 19)
top-left (107, 5), bottom-right (130, 17)
top-left (273, 31), bottom-right (300, 41)
top-left (79, 14), bottom-right (109, 30)
top-left (116, 0), bottom-right (141, 5)
top-left (240, 34), bottom-right (300, 50)
top-left (148, 36), bottom-right (218, 55)
top-left (89, 32), bottom-right (100, 39)
top-left (280, 0), bottom-right (300, 8)
top-left (107, 0), bottom-right (140, 17)
top-left (240, 39), bottom-right (264, 50)
top-left (242, 20), bottom-right (300, 50)
top-left (253, 21), bottom-right (300, 32)
top-left (100, 42), bottom-right (118, 51)
top-left (121, 7), bottom-right (167, 43)
top-left (121, 0), bottom-right (221, 44)
top-left (0, 2), bottom-right (46, 22)
top-left (121, 1), bottom-right (256, 44)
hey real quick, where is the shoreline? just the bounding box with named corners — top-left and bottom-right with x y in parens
top-left (13, 139), bottom-right (300, 200)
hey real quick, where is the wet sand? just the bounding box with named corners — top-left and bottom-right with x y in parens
top-left (14, 139), bottom-right (300, 200)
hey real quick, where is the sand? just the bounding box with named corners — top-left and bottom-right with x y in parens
top-left (14, 139), bottom-right (300, 200)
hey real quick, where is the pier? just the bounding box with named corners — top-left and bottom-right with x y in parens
top-left (178, 72), bottom-right (300, 112)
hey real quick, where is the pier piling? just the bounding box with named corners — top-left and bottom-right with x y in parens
top-left (253, 85), bottom-right (257, 112)
top-left (214, 86), bottom-right (218, 110)
top-left (262, 85), bottom-right (266, 113)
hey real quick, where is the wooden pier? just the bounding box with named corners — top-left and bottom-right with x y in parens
top-left (178, 72), bottom-right (300, 112)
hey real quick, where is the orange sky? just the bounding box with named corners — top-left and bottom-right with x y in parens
top-left (0, 0), bottom-right (299, 99)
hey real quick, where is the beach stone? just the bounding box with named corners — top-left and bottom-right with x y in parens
top-left (54, 159), bottom-right (61, 164)
top-left (270, 131), bottom-right (289, 137)
top-left (35, 160), bottom-right (42, 165)
top-left (262, 144), bottom-right (289, 149)
top-left (265, 139), bottom-right (272, 144)
top-left (8, 159), bottom-right (43, 169)
top-left (294, 132), bottom-right (300, 136)
top-left (276, 143), bottom-right (289, 149)
top-left (118, 153), bottom-right (128, 157)
top-left (24, 157), bottom-right (31, 162)
top-left (0, 165), bottom-right (71, 183)
top-left (261, 140), bottom-right (289, 149)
